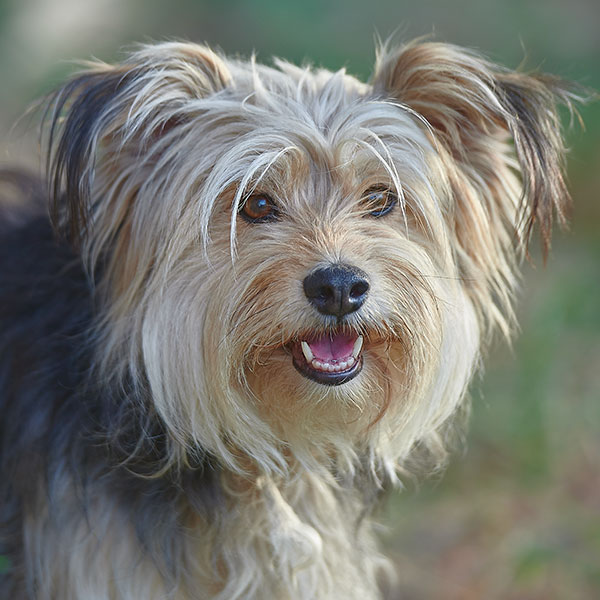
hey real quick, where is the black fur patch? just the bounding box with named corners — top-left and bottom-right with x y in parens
top-left (0, 203), bottom-right (222, 586)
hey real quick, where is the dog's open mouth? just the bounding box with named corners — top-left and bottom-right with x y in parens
top-left (291, 332), bottom-right (364, 385)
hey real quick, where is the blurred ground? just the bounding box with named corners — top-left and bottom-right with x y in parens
top-left (1, 1), bottom-right (599, 597)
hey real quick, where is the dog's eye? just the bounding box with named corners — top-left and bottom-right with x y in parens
top-left (239, 193), bottom-right (280, 223)
top-left (363, 187), bottom-right (398, 217)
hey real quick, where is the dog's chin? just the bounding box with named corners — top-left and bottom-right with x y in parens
top-left (289, 331), bottom-right (365, 386)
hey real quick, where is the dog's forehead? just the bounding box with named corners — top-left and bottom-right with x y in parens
top-left (220, 60), bottom-right (381, 139)
top-left (227, 59), bottom-right (370, 108)
top-left (195, 60), bottom-right (433, 186)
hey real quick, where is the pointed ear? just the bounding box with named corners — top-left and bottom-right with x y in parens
top-left (372, 41), bottom-right (579, 257)
top-left (47, 43), bottom-right (231, 245)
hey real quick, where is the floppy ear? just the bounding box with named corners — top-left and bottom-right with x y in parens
top-left (372, 41), bottom-right (578, 257)
top-left (46, 43), bottom-right (231, 245)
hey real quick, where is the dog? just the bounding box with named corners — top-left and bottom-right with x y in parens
top-left (0, 40), bottom-right (579, 599)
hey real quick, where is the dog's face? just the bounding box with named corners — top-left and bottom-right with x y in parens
top-left (48, 42), bottom-right (574, 475)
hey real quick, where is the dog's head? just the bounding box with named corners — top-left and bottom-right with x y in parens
top-left (46, 41), bottom-right (576, 476)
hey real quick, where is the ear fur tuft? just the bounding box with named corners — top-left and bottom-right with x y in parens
top-left (372, 41), bottom-right (582, 258)
top-left (45, 43), bottom-right (231, 246)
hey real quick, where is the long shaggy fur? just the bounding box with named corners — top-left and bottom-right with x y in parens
top-left (0, 40), bottom-right (578, 599)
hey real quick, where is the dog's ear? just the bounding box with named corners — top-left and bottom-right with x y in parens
top-left (372, 41), bottom-right (578, 259)
top-left (46, 43), bottom-right (231, 245)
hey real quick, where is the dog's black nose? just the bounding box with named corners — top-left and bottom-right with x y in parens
top-left (303, 264), bottom-right (369, 318)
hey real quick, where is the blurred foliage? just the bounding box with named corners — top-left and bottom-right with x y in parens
top-left (0, 0), bottom-right (598, 597)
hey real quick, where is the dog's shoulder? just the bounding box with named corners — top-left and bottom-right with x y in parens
top-left (0, 205), bottom-right (91, 344)
top-left (0, 174), bottom-right (93, 432)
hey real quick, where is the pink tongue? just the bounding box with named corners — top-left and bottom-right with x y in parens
top-left (308, 333), bottom-right (357, 361)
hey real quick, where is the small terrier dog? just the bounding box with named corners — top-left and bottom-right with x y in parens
top-left (0, 40), bottom-right (578, 599)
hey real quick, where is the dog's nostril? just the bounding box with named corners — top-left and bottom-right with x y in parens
top-left (350, 280), bottom-right (369, 300)
top-left (303, 264), bottom-right (369, 318)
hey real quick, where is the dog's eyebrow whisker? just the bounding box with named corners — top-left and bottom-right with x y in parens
top-left (227, 145), bottom-right (298, 260)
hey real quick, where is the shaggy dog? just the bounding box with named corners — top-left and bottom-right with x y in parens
top-left (0, 40), bottom-right (579, 599)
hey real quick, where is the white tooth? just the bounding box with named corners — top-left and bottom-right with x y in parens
top-left (313, 359), bottom-right (322, 369)
top-left (352, 336), bottom-right (363, 358)
top-left (301, 341), bottom-right (314, 362)
top-left (339, 361), bottom-right (348, 370)
top-left (327, 364), bottom-right (335, 372)
top-left (347, 356), bottom-right (356, 367)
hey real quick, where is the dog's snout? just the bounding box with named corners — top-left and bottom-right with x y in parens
top-left (303, 264), bottom-right (369, 318)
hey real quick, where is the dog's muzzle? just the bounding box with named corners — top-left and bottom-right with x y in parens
top-left (291, 264), bottom-right (368, 385)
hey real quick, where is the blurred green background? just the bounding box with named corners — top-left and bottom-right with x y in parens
top-left (1, 0), bottom-right (598, 598)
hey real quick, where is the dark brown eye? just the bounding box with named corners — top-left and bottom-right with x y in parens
top-left (239, 193), bottom-right (280, 223)
top-left (363, 187), bottom-right (398, 217)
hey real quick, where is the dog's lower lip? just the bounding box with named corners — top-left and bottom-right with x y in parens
top-left (290, 338), bottom-right (364, 386)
